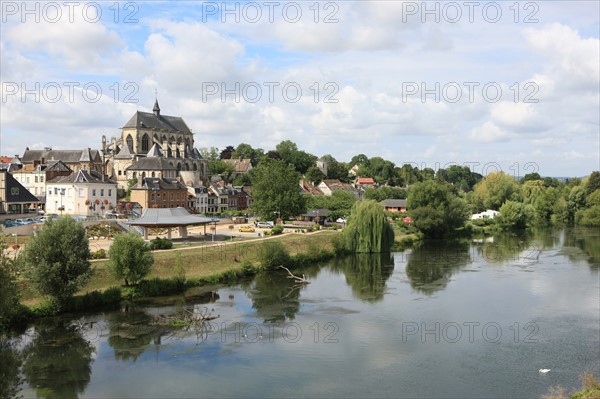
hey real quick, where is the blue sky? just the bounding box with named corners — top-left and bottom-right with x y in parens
top-left (1, 1), bottom-right (598, 177)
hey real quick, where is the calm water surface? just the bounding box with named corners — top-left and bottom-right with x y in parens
top-left (4, 228), bottom-right (599, 398)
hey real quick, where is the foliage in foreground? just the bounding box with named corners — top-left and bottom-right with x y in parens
top-left (541, 372), bottom-right (600, 399)
top-left (21, 216), bottom-right (92, 306)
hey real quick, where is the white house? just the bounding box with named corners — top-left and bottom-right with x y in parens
top-left (46, 170), bottom-right (118, 216)
top-left (188, 185), bottom-right (209, 214)
top-left (470, 210), bottom-right (500, 220)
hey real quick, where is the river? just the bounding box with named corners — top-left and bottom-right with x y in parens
top-left (3, 227), bottom-right (599, 398)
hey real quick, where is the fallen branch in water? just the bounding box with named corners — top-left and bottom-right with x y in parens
top-left (278, 265), bottom-right (310, 284)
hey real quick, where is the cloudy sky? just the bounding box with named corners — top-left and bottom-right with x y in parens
top-left (1, 1), bottom-right (598, 177)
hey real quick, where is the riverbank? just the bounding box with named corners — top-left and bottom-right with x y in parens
top-left (17, 230), bottom-right (339, 306)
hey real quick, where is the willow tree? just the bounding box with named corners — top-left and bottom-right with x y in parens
top-left (342, 200), bottom-right (395, 253)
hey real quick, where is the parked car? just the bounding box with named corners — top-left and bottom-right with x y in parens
top-left (255, 221), bottom-right (274, 228)
top-left (239, 226), bottom-right (256, 233)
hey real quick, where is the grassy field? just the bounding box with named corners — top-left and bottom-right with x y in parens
top-left (18, 231), bottom-right (339, 305)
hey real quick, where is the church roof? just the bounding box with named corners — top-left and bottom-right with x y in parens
top-left (122, 111), bottom-right (192, 134)
top-left (146, 143), bottom-right (163, 157)
top-left (126, 157), bottom-right (177, 171)
top-left (114, 143), bottom-right (134, 159)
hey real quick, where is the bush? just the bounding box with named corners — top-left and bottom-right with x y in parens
top-left (91, 249), bottom-right (107, 259)
top-left (149, 237), bottom-right (173, 250)
top-left (271, 225), bottom-right (284, 235)
top-left (259, 241), bottom-right (290, 270)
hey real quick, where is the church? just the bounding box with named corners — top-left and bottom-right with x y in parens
top-left (104, 100), bottom-right (208, 190)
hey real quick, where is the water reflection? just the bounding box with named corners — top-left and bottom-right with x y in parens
top-left (471, 232), bottom-right (537, 265)
top-left (249, 271), bottom-right (302, 322)
top-left (405, 240), bottom-right (471, 294)
top-left (107, 308), bottom-right (161, 362)
top-left (0, 338), bottom-right (22, 399)
top-left (563, 227), bottom-right (600, 269)
top-left (21, 320), bottom-right (94, 399)
top-left (331, 253), bottom-right (395, 303)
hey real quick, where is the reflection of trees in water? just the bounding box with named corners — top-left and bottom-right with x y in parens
top-left (330, 253), bottom-right (395, 303)
top-left (21, 320), bottom-right (94, 399)
top-left (563, 227), bottom-right (600, 269)
top-left (107, 308), bottom-right (162, 362)
top-left (0, 338), bottom-right (22, 399)
top-left (406, 240), bottom-right (471, 295)
top-left (249, 264), bottom-right (320, 323)
top-left (471, 232), bottom-right (538, 265)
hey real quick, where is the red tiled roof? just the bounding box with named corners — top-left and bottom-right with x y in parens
top-left (0, 156), bottom-right (14, 163)
top-left (357, 177), bottom-right (375, 184)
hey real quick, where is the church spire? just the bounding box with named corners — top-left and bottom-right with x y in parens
top-left (153, 89), bottom-right (160, 117)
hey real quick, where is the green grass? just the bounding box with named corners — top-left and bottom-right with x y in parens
top-left (18, 231), bottom-right (339, 306)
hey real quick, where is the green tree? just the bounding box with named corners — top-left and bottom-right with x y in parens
top-left (108, 232), bottom-right (154, 286)
top-left (408, 180), bottom-right (470, 238)
top-left (320, 154), bottom-right (349, 182)
top-left (498, 200), bottom-right (532, 230)
top-left (198, 146), bottom-right (220, 161)
top-left (219, 145), bottom-right (235, 160)
top-left (586, 171), bottom-right (600, 195)
top-left (0, 234), bottom-right (20, 333)
top-left (521, 172), bottom-right (541, 183)
top-left (208, 159), bottom-right (235, 180)
top-left (472, 171), bottom-right (520, 211)
top-left (22, 217), bottom-right (92, 306)
top-left (341, 200), bottom-right (395, 253)
top-left (232, 143), bottom-right (264, 166)
top-left (250, 158), bottom-right (306, 220)
top-left (305, 166), bottom-right (326, 184)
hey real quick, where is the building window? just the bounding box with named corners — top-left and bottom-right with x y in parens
top-left (108, 189), bottom-right (112, 196)
top-left (48, 189), bottom-right (52, 196)
top-left (141, 134), bottom-right (149, 152)
top-left (101, 189), bottom-right (104, 196)
top-left (118, 170), bottom-right (122, 176)
top-left (11, 187), bottom-right (19, 195)
top-left (92, 189), bottom-right (96, 196)
top-left (35, 176), bottom-right (38, 183)
top-left (79, 189), bottom-right (84, 197)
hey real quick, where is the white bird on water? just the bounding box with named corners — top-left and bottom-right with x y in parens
top-left (539, 369), bottom-right (551, 374)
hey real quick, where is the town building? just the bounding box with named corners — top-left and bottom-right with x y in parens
top-left (379, 199), bottom-right (407, 213)
top-left (46, 170), bottom-right (118, 216)
top-left (130, 177), bottom-right (189, 211)
top-left (0, 170), bottom-right (40, 216)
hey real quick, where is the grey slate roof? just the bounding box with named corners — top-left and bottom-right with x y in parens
top-left (115, 143), bottom-right (134, 159)
top-left (45, 160), bottom-right (72, 172)
top-left (380, 199), bottom-right (407, 208)
top-left (48, 170), bottom-right (115, 185)
top-left (21, 149), bottom-right (101, 164)
top-left (126, 157), bottom-right (177, 171)
top-left (146, 143), bottom-right (163, 157)
top-left (122, 111), bottom-right (192, 133)
top-left (134, 177), bottom-right (186, 191)
top-left (302, 209), bottom-right (330, 218)
top-left (1, 171), bottom-right (39, 203)
top-left (128, 207), bottom-right (215, 227)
